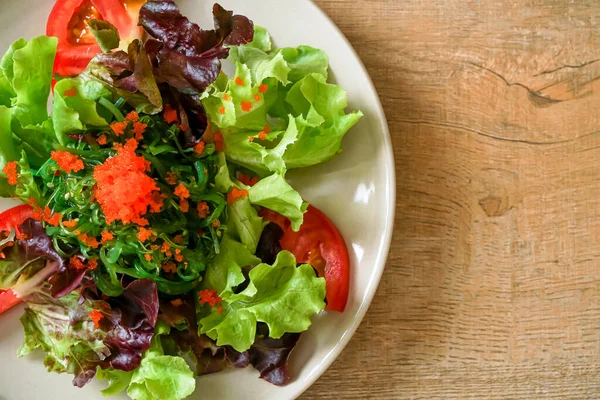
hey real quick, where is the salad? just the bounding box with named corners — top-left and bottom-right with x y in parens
top-left (0, 0), bottom-right (362, 399)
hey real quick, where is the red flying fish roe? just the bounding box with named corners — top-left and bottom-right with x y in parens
top-left (97, 135), bottom-right (108, 145)
top-left (149, 192), bottom-right (166, 213)
top-left (197, 201), bottom-right (210, 219)
top-left (223, 94), bottom-right (231, 101)
top-left (254, 95), bottom-right (261, 102)
top-left (257, 131), bottom-right (267, 140)
top-left (174, 249), bottom-right (184, 263)
top-left (110, 121), bottom-right (128, 136)
top-left (44, 208), bottom-right (62, 227)
top-left (235, 77), bottom-right (244, 86)
top-left (93, 139), bottom-right (161, 225)
top-left (259, 84), bottom-right (268, 93)
top-left (63, 87), bottom-right (77, 97)
top-left (248, 136), bottom-right (255, 142)
top-left (263, 125), bottom-right (272, 134)
top-left (70, 256), bottom-right (86, 270)
top-left (79, 233), bottom-right (100, 249)
top-left (214, 132), bottom-right (224, 151)
top-left (137, 227), bottom-right (153, 242)
top-left (51, 151), bottom-right (84, 173)
top-left (63, 220), bottom-right (78, 228)
top-left (161, 242), bottom-right (173, 257)
top-left (171, 299), bottom-right (183, 307)
top-left (133, 217), bottom-right (149, 227)
top-left (101, 230), bottom-right (114, 244)
top-left (227, 187), bottom-right (249, 204)
top-left (199, 289), bottom-right (222, 307)
top-left (193, 141), bottom-right (205, 155)
top-left (125, 111), bottom-right (139, 122)
top-left (217, 306), bottom-right (224, 314)
top-left (165, 172), bottom-right (178, 186)
top-left (2, 161), bottom-right (18, 185)
top-left (174, 184), bottom-right (190, 200)
top-left (173, 235), bottom-right (184, 244)
top-left (240, 101), bottom-right (253, 112)
top-left (212, 220), bottom-right (221, 228)
top-left (133, 122), bottom-right (148, 141)
top-left (162, 261), bottom-right (177, 274)
top-left (218, 106), bottom-right (226, 115)
top-left (144, 254), bottom-right (153, 261)
top-left (87, 259), bottom-right (98, 271)
top-left (238, 173), bottom-right (259, 187)
top-left (163, 104), bottom-right (179, 124)
top-left (88, 310), bottom-right (104, 329)
top-left (180, 199), bottom-right (190, 213)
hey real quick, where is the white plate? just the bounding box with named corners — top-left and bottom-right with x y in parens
top-left (0, 0), bottom-right (395, 399)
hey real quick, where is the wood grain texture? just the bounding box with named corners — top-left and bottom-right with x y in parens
top-left (302, 0), bottom-right (600, 398)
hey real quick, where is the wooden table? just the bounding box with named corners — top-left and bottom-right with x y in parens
top-left (303, 0), bottom-right (600, 398)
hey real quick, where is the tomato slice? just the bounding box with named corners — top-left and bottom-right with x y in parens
top-left (261, 205), bottom-right (350, 312)
top-left (46, 0), bottom-right (140, 77)
top-left (0, 205), bottom-right (35, 314)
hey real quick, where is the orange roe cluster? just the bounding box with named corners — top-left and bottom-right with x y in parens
top-left (78, 233), bottom-right (100, 249)
top-left (199, 289), bottom-right (222, 307)
top-left (101, 230), bottom-right (114, 244)
top-left (163, 104), bottom-right (179, 124)
top-left (171, 299), bottom-right (183, 307)
top-left (51, 151), bottom-right (84, 173)
top-left (137, 227), bottom-right (153, 242)
top-left (227, 187), bottom-right (249, 204)
top-left (194, 141), bottom-right (205, 155)
top-left (2, 161), bottom-right (18, 185)
top-left (197, 201), bottom-right (210, 219)
top-left (174, 184), bottom-right (190, 200)
top-left (70, 256), bottom-right (98, 271)
top-left (238, 173), bottom-right (259, 187)
top-left (88, 310), bottom-right (104, 329)
top-left (93, 139), bottom-right (161, 225)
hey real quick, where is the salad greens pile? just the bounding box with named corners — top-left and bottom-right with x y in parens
top-left (0, 1), bottom-right (361, 399)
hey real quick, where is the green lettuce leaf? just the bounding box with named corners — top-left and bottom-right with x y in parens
top-left (52, 78), bottom-right (110, 145)
top-left (198, 251), bottom-right (326, 352)
top-left (88, 19), bottom-right (121, 53)
top-left (18, 291), bottom-right (111, 384)
top-left (248, 173), bottom-right (307, 232)
top-left (99, 322), bottom-right (196, 400)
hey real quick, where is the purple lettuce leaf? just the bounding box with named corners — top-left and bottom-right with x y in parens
top-left (139, 1), bottom-right (254, 94)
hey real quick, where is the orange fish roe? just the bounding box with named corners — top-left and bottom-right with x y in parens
top-left (218, 106), bottom-right (226, 115)
top-left (149, 192), bottom-right (165, 213)
top-left (97, 135), bottom-right (108, 145)
top-left (263, 125), bottom-right (272, 134)
top-left (101, 230), bottom-right (114, 244)
top-left (254, 94), bottom-right (261, 102)
top-left (144, 254), bottom-right (153, 261)
top-left (212, 220), bottom-right (221, 228)
top-left (88, 310), bottom-right (104, 329)
top-left (259, 84), bottom-right (268, 93)
top-left (197, 201), bottom-right (210, 219)
top-left (174, 184), bottom-right (190, 200)
top-left (63, 220), bottom-right (78, 228)
top-left (161, 242), bottom-right (173, 257)
top-left (248, 136), bottom-right (255, 142)
top-left (70, 256), bottom-right (86, 270)
top-left (51, 151), bottom-right (84, 173)
top-left (173, 235), bottom-right (184, 244)
top-left (125, 111), bottom-right (139, 122)
top-left (174, 249), bottom-right (184, 262)
top-left (241, 101), bottom-right (253, 112)
top-left (2, 161), bottom-right (18, 186)
top-left (223, 93), bottom-right (231, 101)
top-left (137, 227), bottom-right (153, 242)
top-left (199, 289), bottom-right (222, 307)
top-left (165, 172), bottom-right (178, 186)
top-left (93, 139), bottom-right (160, 225)
top-left (193, 141), bottom-right (205, 155)
top-left (180, 199), bottom-right (190, 213)
top-left (258, 131), bottom-right (267, 140)
top-left (235, 77), bottom-right (244, 86)
top-left (217, 306), bottom-right (224, 314)
top-left (44, 209), bottom-right (62, 227)
top-left (133, 217), bottom-right (149, 227)
top-left (133, 122), bottom-right (147, 141)
top-left (110, 121), bottom-right (128, 136)
top-left (227, 187), bottom-right (249, 204)
top-left (238, 173), bottom-right (260, 187)
top-left (163, 104), bottom-right (179, 124)
top-left (64, 87), bottom-right (77, 97)
top-left (214, 132), bottom-right (224, 152)
top-left (162, 261), bottom-right (177, 274)
top-left (87, 259), bottom-right (98, 271)
top-left (171, 298), bottom-right (183, 307)
top-left (79, 233), bottom-right (100, 249)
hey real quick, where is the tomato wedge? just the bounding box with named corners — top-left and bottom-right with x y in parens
top-left (46, 0), bottom-right (140, 77)
top-left (261, 205), bottom-right (350, 312)
top-left (0, 204), bottom-right (35, 314)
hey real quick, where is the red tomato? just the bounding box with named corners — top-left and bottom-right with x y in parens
top-left (261, 205), bottom-right (350, 312)
top-left (46, 0), bottom-right (140, 77)
top-left (0, 204), bottom-right (35, 314)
